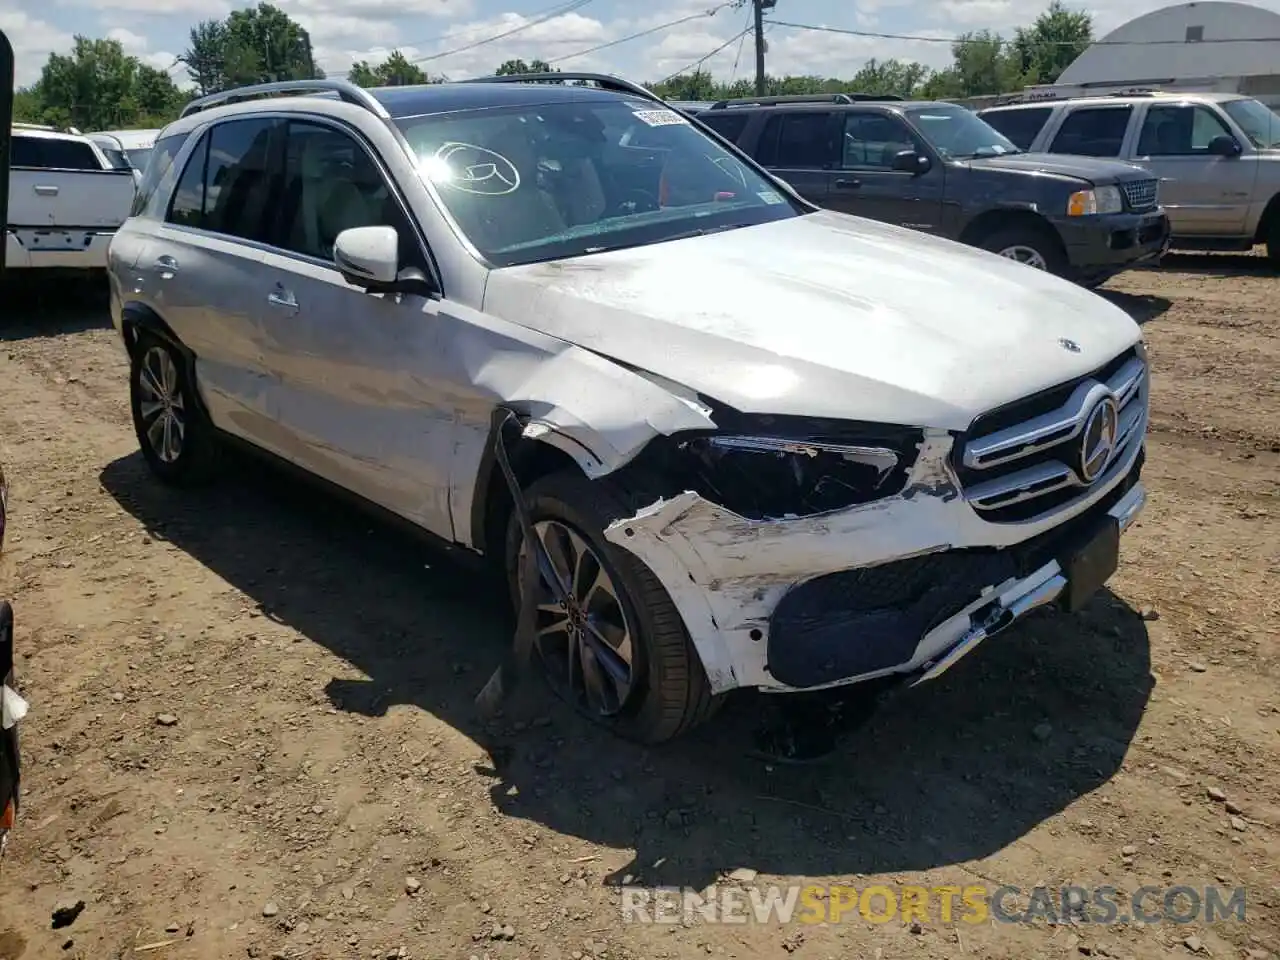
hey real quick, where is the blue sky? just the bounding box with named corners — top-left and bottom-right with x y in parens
top-left (5, 0), bottom-right (1280, 89)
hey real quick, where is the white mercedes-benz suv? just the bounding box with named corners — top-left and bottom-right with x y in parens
top-left (106, 74), bottom-right (1148, 744)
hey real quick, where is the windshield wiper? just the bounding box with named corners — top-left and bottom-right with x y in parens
top-left (584, 222), bottom-right (752, 254)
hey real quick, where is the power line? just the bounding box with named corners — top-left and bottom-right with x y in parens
top-left (410, 0), bottom-right (596, 65)
top-left (728, 5), bottom-right (753, 83)
top-left (769, 19), bottom-right (1280, 46)
top-left (378, 0), bottom-right (597, 60)
top-left (549, 1), bottom-right (738, 65)
top-left (659, 25), bottom-right (753, 84)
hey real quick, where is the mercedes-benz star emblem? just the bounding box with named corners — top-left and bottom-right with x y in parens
top-left (1079, 397), bottom-right (1119, 483)
top-left (1059, 338), bottom-right (1081, 353)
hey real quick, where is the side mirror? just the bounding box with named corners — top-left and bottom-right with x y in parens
top-left (334, 225), bottom-right (399, 286)
top-left (1207, 134), bottom-right (1242, 157)
top-left (891, 149), bottom-right (930, 174)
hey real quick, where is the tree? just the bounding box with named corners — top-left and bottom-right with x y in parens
top-left (348, 50), bottom-right (433, 88)
top-left (849, 58), bottom-right (930, 99)
top-left (494, 58), bottom-right (556, 76)
top-left (180, 3), bottom-right (320, 95)
top-left (28, 36), bottom-right (187, 130)
top-left (1011, 0), bottom-right (1092, 85)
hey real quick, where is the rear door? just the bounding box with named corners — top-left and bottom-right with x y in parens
top-left (752, 109), bottom-right (839, 205)
top-left (1129, 102), bottom-right (1256, 236)
top-left (832, 109), bottom-right (945, 231)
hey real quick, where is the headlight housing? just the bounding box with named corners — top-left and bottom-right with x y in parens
top-left (645, 417), bottom-right (923, 520)
top-left (1067, 185), bottom-right (1123, 216)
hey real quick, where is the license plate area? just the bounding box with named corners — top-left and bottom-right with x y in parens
top-left (1059, 518), bottom-right (1120, 613)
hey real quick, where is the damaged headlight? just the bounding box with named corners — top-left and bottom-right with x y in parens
top-left (672, 426), bottom-right (921, 520)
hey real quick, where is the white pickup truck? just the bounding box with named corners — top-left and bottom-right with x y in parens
top-left (5, 124), bottom-right (137, 275)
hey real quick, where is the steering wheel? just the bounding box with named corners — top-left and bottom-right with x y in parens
top-left (611, 188), bottom-right (660, 216)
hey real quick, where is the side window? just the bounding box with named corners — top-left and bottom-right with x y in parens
top-left (38, 138), bottom-right (102, 170)
top-left (699, 112), bottom-right (750, 144)
top-left (761, 112), bottom-right (836, 168)
top-left (982, 107), bottom-right (1052, 150)
top-left (9, 135), bottom-right (42, 167)
top-left (1136, 105), bottom-right (1232, 156)
top-left (166, 132), bottom-right (210, 228)
top-left (841, 113), bottom-right (916, 168)
top-left (277, 120), bottom-right (420, 268)
top-left (133, 132), bottom-right (191, 217)
top-left (1049, 107), bottom-right (1133, 157)
top-left (203, 119), bottom-right (280, 243)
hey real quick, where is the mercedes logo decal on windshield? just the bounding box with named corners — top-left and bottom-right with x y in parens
top-left (1078, 396), bottom-right (1119, 483)
top-left (1058, 337), bottom-right (1081, 353)
top-left (429, 142), bottom-right (521, 196)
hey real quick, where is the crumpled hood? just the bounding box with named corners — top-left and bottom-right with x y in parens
top-left (481, 210), bottom-right (1141, 431)
top-left (967, 152), bottom-right (1154, 184)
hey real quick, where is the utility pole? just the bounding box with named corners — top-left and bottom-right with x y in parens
top-left (754, 0), bottom-right (775, 96)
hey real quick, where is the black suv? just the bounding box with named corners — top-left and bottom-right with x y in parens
top-left (697, 94), bottom-right (1171, 286)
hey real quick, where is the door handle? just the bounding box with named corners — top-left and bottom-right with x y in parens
top-left (153, 255), bottom-right (178, 277)
top-left (267, 289), bottom-right (298, 309)
top-left (34, 185), bottom-right (58, 196)
top-left (834, 178), bottom-right (861, 190)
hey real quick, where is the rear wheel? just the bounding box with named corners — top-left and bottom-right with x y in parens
top-left (504, 470), bottom-right (719, 744)
top-left (1266, 214), bottom-right (1280, 269)
top-left (129, 332), bottom-right (222, 486)
top-left (978, 223), bottom-right (1067, 276)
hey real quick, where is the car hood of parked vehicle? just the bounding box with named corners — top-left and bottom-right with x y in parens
top-left (966, 152), bottom-right (1154, 185)
top-left (482, 209), bottom-right (1141, 432)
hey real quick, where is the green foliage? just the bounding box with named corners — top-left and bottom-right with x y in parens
top-left (348, 50), bottom-right (437, 88)
top-left (494, 59), bottom-right (556, 76)
top-left (181, 3), bottom-right (320, 96)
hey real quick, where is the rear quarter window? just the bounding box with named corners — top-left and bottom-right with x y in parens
top-left (982, 107), bottom-right (1053, 150)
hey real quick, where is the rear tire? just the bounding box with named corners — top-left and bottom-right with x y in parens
top-left (504, 469), bottom-right (719, 744)
top-left (1266, 215), bottom-right (1280, 269)
top-left (129, 332), bottom-right (222, 486)
top-left (978, 223), bottom-right (1067, 277)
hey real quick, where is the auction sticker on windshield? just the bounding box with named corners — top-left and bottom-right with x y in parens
top-left (633, 109), bottom-right (688, 127)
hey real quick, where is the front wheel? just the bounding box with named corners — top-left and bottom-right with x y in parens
top-left (979, 224), bottom-right (1066, 276)
top-left (129, 332), bottom-right (222, 486)
top-left (504, 470), bottom-right (719, 744)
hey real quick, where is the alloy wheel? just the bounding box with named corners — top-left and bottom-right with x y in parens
top-left (137, 346), bottom-right (186, 464)
top-left (997, 244), bottom-right (1049, 270)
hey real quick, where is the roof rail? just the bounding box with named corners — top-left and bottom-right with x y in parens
top-left (13, 121), bottom-right (84, 135)
top-left (463, 71), bottom-right (663, 104)
top-left (707, 92), bottom-right (902, 109)
top-left (179, 79), bottom-right (391, 120)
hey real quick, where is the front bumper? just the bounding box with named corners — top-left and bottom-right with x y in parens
top-left (1056, 209), bottom-right (1170, 278)
top-left (603, 426), bottom-right (1148, 696)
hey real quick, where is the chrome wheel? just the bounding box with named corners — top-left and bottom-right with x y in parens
top-left (517, 519), bottom-right (636, 717)
top-left (137, 346), bottom-right (185, 464)
top-left (997, 244), bottom-right (1049, 270)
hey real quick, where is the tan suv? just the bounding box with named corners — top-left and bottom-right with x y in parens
top-left (980, 92), bottom-right (1280, 266)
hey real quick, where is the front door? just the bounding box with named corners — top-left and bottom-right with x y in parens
top-left (1130, 102), bottom-right (1258, 237)
top-left (829, 110), bottom-right (945, 231)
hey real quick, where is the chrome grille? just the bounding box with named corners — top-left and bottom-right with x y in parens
top-left (956, 348), bottom-right (1148, 524)
top-left (1120, 179), bottom-right (1158, 212)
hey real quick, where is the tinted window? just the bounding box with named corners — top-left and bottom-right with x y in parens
top-left (699, 112), bottom-right (750, 144)
top-left (167, 132), bottom-right (209, 228)
top-left (278, 121), bottom-right (419, 266)
top-left (982, 107), bottom-right (1052, 150)
top-left (10, 135), bottom-right (101, 170)
top-left (1222, 97), bottom-right (1280, 148)
top-left (1137, 105), bottom-right (1232, 155)
top-left (134, 133), bottom-right (191, 217)
top-left (1049, 107), bottom-right (1132, 157)
top-left (204, 119), bottom-right (279, 242)
top-left (767, 112), bottom-right (836, 168)
top-left (99, 146), bottom-right (131, 170)
top-left (841, 113), bottom-right (915, 168)
top-left (394, 99), bottom-right (800, 268)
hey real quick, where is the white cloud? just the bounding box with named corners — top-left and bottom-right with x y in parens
top-left (1, 10), bottom-right (74, 86)
top-left (57, 0), bottom-right (230, 14)
top-left (106, 27), bottom-right (149, 53)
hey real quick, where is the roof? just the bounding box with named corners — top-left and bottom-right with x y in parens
top-left (1059, 1), bottom-right (1280, 84)
top-left (369, 80), bottom-right (637, 119)
top-left (982, 91), bottom-right (1250, 110)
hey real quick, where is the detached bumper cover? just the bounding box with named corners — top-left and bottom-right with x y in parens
top-left (1056, 210), bottom-right (1170, 274)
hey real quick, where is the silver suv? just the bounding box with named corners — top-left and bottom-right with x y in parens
top-left (980, 92), bottom-right (1280, 266)
top-left (107, 74), bottom-right (1149, 744)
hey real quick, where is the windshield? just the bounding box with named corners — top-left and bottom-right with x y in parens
top-left (1222, 97), bottom-right (1280, 149)
top-left (126, 147), bottom-right (154, 172)
top-left (394, 97), bottom-right (804, 267)
top-left (906, 104), bottom-right (1021, 159)
top-left (98, 145), bottom-right (131, 170)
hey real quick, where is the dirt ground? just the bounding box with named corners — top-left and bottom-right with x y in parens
top-left (0, 253), bottom-right (1276, 960)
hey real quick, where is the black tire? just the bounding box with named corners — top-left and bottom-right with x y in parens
top-left (1266, 215), bottom-right (1280, 269)
top-left (504, 469), bottom-right (719, 744)
top-left (129, 332), bottom-right (222, 486)
top-left (978, 223), bottom-right (1067, 277)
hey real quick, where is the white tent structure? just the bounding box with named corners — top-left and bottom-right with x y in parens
top-left (1049, 1), bottom-right (1280, 106)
